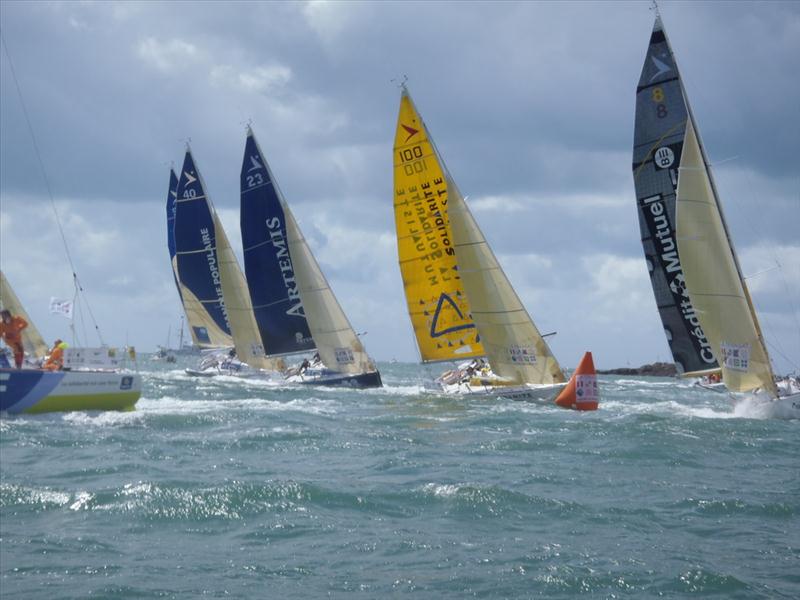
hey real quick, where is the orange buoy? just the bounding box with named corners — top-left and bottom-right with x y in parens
top-left (555, 351), bottom-right (599, 411)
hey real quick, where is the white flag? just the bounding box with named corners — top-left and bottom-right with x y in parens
top-left (49, 297), bottom-right (74, 319)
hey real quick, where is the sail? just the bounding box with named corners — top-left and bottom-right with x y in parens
top-left (447, 182), bottom-right (564, 385)
top-left (240, 130), bottom-right (314, 356)
top-left (0, 270), bottom-right (48, 359)
top-left (166, 168), bottom-right (199, 347)
top-left (211, 209), bottom-right (278, 371)
top-left (173, 149), bottom-right (233, 348)
top-left (284, 208), bottom-right (372, 375)
top-left (631, 17), bottom-right (718, 374)
top-left (675, 120), bottom-right (777, 396)
top-left (393, 89), bottom-right (484, 363)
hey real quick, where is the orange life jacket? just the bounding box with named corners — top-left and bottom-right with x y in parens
top-left (0, 316), bottom-right (28, 345)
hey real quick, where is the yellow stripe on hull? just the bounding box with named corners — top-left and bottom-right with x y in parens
top-left (23, 391), bottom-right (140, 414)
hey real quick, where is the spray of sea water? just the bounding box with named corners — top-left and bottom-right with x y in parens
top-left (1, 358), bottom-right (798, 598)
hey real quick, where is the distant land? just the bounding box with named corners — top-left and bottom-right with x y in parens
top-left (597, 362), bottom-right (677, 377)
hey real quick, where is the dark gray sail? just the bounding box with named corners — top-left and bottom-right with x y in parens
top-left (632, 17), bottom-right (718, 374)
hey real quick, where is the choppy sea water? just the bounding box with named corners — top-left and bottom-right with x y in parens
top-left (1, 358), bottom-right (798, 599)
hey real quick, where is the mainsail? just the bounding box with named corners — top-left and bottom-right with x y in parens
top-left (240, 130), bottom-right (314, 356)
top-left (240, 129), bottom-right (372, 374)
top-left (676, 119), bottom-right (777, 396)
top-left (0, 270), bottom-right (48, 359)
top-left (447, 182), bottom-right (564, 385)
top-left (166, 168), bottom-right (200, 347)
top-left (393, 88), bottom-right (484, 363)
top-left (631, 17), bottom-right (718, 375)
top-left (173, 149), bottom-right (233, 348)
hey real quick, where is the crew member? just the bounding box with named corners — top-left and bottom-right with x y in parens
top-left (0, 309), bottom-right (28, 369)
top-left (43, 339), bottom-right (67, 371)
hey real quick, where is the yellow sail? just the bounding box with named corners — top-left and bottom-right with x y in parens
top-left (393, 89), bottom-right (484, 362)
top-left (447, 181), bottom-right (565, 385)
top-left (675, 119), bottom-right (776, 396)
top-left (0, 270), bottom-right (48, 359)
top-left (177, 282), bottom-right (233, 349)
top-left (212, 211), bottom-right (279, 371)
top-left (285, 208), bottom-right (372, 375)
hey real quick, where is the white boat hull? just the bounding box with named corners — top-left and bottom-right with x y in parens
top-left (433, 381), bottom-right (566, 402)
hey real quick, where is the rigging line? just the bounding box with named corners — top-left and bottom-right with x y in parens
top-left (1, 30), bottom-right (105, 346)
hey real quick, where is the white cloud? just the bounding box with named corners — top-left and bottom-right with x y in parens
top-left (209, 64), bottom-right (292, 93)
top-left (137, 37), bottom-right (199, 72)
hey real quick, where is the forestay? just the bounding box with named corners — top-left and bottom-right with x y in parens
top-left (447, 182), bottom-right (564, 385)
top-left (173, 149), bottom-right (233, 348)
top-left (631, 17), bottom-right (718, 375)
top-left (393, 89), bottom-right (484, 363)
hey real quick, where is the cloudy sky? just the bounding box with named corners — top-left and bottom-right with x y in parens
top-left (1, 1), bottom-right (798, 371)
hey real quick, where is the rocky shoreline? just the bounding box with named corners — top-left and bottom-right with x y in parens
top-left (596, 362), bottom-right (677, 377)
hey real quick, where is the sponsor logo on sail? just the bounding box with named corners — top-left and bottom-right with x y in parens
top-left (721, 342), bottom-right (750, 372)
top-left (265, 217), bottom-right (305, 318)
top-left (402, 124), bottom-right (419, 141)
top-left (200, 227), bottom-right (230, 328)
top-left (508, 344), bottom-right (536, 365)
top-left (648, 54), bottom-right (672, 82)
top-left (654, 146), bottom-right (675, 169)
top-left (640, 194), bottom-right (715, 364)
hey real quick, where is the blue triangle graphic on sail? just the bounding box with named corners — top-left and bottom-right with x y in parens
top-left (429, 292), bottom-right (476, 338)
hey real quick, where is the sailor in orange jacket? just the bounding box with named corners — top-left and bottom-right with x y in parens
top-left (43, 339), bottom-right (67, 371)
top-left (0, 308), bottom-right (28, 369)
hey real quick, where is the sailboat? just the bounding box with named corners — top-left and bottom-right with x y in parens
top-left (174, 147), bottom-right (281, 378)
top-left (631, 17), bottom-right (721, 388)
top-left (1, 271), bottom-right (141, 414)
top-left (636, 15), bottom-right (799, 415)
top-left (393, 87), bottom-right (583, 403)
top-left (239, 127), bottom-right (382, 388)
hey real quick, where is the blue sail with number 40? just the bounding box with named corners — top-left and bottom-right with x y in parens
top-left (631, 16), bottom-right (718, 376)
top-left (173, 148), bottom-right (233, 348)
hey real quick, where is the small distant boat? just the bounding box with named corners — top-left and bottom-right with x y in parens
top-left (174, 147), bottom-right (281, 378)
top-left (1, 272), bottom-right (140, 415)
top-left (393, 87), bottom-right (593, 407)
top-left (636, 15), bottom-right (798, 415)
top-left (240, 128), bottom-right (381, 388)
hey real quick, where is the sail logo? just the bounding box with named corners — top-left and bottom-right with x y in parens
top-left (508, 344), bottom-right (536, 365)
top-left (640, 194), bottom-right (715, 364)
top-left (648, 53), bottom-right (672, 82)
top-left (401, 124), bottom-right (419, 142)
top-left (654, 147), bottom-right (675, 169)
top-left (335, 347), bottom-right (355, 365)
top-left (265, 217), bottom-right (305, 318)
top-left (200, 227), bottom-right (230, 328)
top-left (721, 342), bottom-right (750, 372)
top-left (248, 155), bottom-right (263, 172)
top-left (429, 293), bottom-right (475, 338)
